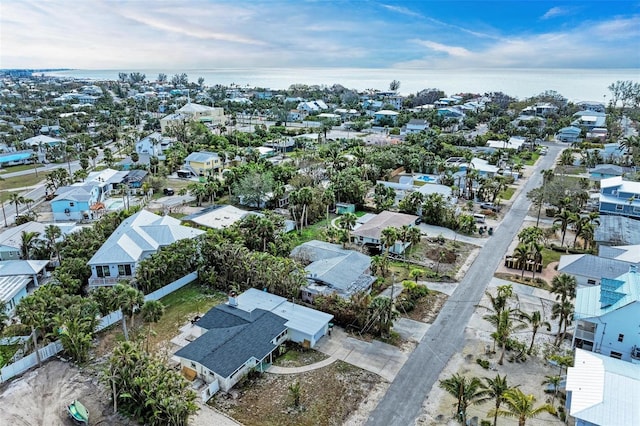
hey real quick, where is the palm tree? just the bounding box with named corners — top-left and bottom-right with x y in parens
top-left (484, 309), bottom-right (527, 365)
top-left (288, 380), bottom-right (302, 408)
top-left (439, 374), bottom-right (488, 424)
top-left (114, 284), bottom-right (144, 341)
top-left (20, 231), bottom-right (40, 260)
top-left (489, 388), bottom-right (555, 426)
top-left (368, 296), bottom-right (396, 337)
top-left (484, 374), bottom-right (513, 426)
top-left (141, 300), bottom-right (165, 352)
top-left (44, 225), bottom-right (62, 264)
top-left (8, 192), bottom-right (25, 217)
top-left (370, 255), bottom-right (389, 278)
top-left (340, 212), bottom-right (357, 232)
top-left (15, 295), bottom-right (47, 366)
top-left (381, 227), bottom-right (398, 257)
top-left (542, 375), bottom-right (562, 404)
top-left (550, 273), bottom-right (577, 303)
top-left (520, 310), bottom-right (551, 354)
top-left (553, 209), bottom-right (573, 247)
top-left (552, 300), bottom-right (574, 346)
top-left (513, 244), bottom-right (530, 278)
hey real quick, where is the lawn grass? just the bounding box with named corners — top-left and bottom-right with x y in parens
top-left (0, 164), bottom-right (45, 174)
top-left (522, 151), bottom-right (540, 166)
top-left (288, 217), bottom-right (333, 246)
top-left (541, 247), bottom-right (563, 267)
top-left (0, 173), bottom-right (50, 202)
top-left (499, 186), bottom-right (516, 200)
top-left (147, 283), bottom-right (226, 352)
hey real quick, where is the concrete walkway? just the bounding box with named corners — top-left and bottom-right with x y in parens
top-left (267, 356), bottom-right (337, 374)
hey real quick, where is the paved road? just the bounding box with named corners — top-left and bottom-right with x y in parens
top-left (366, 144), bottom-right (564, 426)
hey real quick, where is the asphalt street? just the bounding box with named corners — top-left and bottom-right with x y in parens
top-left (366, 143), bottom-right (564, 426)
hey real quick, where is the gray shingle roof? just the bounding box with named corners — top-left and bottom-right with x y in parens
top-left (175, 306), bottom-right (287, 377)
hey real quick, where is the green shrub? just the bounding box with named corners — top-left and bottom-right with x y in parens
top-left (476, 358), bottom-right (490, 369)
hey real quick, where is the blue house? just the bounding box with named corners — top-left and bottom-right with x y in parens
top-left (589, 164), bottom-right (627, 181)
top-left (51, 186), bottom-right (97, 221)
top-left (599, 176), bottom-right (640, 220)
top-left (556, 126), bottom-right (582, 143)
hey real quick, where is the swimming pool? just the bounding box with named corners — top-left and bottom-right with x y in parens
top-left (0, 151), bottom-right (32, 163)
top-left (105, 199), bottom-right (124, 211)
top-left (416, 175), bottom-right (437, 183)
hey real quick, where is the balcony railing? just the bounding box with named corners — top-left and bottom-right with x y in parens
top-left (574, 328), bottom-right (595, 342)
top-left (88, 275), bottom-right (134, 287)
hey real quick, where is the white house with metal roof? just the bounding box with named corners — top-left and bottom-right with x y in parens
top-left (566, 349), bottom-right (640, 426)
top-left (0, 260), bottom-right (49, 313)
top-left (572, 268), bottom-right (640, 362)
top-left (87, 210), bottom-right (204, 287)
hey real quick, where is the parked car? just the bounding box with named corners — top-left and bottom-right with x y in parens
top-left (163, 188), bottom-right (175, 196)
top-left (480, 202), bottom-right (500, 212)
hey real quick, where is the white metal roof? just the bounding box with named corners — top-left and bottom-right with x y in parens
top-left (234, 288), bottom-right (333, 336)
top-left (566, 349), bottom-right (640, 425)
top-left (0, 275), bottom-right (30, 303)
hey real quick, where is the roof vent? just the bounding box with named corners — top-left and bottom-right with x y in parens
top-left (228, 290), bottom-right (238, 307)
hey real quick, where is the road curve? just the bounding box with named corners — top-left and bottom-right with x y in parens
top-left (366, 144), bottom-right (564, 426)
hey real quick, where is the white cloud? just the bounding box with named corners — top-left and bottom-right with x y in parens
top-left (541, 7), bottom-right (570, 20)
top-left (412, 40), bottom-right (471, 57)
top-left (396, 16), bottom-right (640, 69)
top-left (381, 4), bottom-right (422, 18)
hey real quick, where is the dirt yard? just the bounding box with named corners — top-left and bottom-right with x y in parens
top-left (0, 360), bottom-right (132, 426)
top-left (210, 361), bottom-right (382, 426)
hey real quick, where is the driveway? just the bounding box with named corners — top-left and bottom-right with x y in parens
top-left (315, 323), bottom-right (426, 382)
top-left (366, 144), bottom-right (565, 426)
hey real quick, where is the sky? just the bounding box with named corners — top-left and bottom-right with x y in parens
top-left (1, 0), bottom-right (639, 70)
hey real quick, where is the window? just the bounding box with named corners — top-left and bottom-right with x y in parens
top-left (587, 279), bottom-right (596, 285)
top-left (69, 202), bottom-right (75, 207)
top-left (634, 207), bottom-right (640, 213)
top-left (118, 264), bottom-right (132, 276)
top-left (616, 204), bottom-right (624, 211)
top-left (618, 334), bottom-right (624, 342)
top-left (191, 362), bottom-right (196, 368)
top-left (610, 351), bottom-right (622, 359)
top-left (96, 265), bottom-right (110, 278)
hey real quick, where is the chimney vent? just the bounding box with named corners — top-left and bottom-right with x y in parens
top-left (228, 290), bottom-right (238, 307)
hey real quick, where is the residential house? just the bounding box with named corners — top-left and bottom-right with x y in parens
top-left (556, 126), bottom-right (582, 143)
top-left (87, 210), bottom-right (205, 287)
top-left (566, 349), bottom-right (640, 426)
top-left (123, 170), bottom-right (148, 189)
top-left (486, 136), bottom-right (526, 151)
top-left (0, 222), bottom-right (56, 260)
top-left (599, 176), bottom-right (640, 220)
top-left (287, 109), bottom-right (307, 122)
top-left (183, 151), bottom-right (222, 177)
top-left (521, 103), bottom-right (558, 117)
top-left (437, 107), bottom-right (465, 121)
top-left (594, 215), bottom-right (640, 247)
top-left (296, 100), bottom-right (328, 113)
top-left (403, 119), bottom-right (429, 135)
top-left (576, 101), bottom-right (606, 113)
top-left (446, 157), bottom-right (499, 178)
top-left (586, 127), bottom-right (608, 141)
top-left (51, 168), bottom-right (129, 221)
top-left (572, 267), bottom-right (640, 362)
top-left (572, 110), bottom-right (607, 131)
top-left (373, 110), bottom-right (399, 125)
top-left (334, 108), bottom-right (359, 121)
top-left (160, 102), bottom-right (225, 133)
top-left (589, 164), bottom-right (629, 181)
top-left (0, 259), bottom-right (49, 313)
top-left (291, 240), bottom-right (376, 301)
top-left (184, 205), bottom-right (255, 230)
top-left (174, 289), bottom-right (333, 393)
top-left (352, 211), bottom-right (419, 254)
top-left (135, 132), bottom-right (173, 159)
top-left (557, 254), bottom-right (636, 287)
top-left (0, 150), bottom-right (35, 168)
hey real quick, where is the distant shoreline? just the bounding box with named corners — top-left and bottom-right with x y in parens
top-left (34, 67), bottom-right (639, 101)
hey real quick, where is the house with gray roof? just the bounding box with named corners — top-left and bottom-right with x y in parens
top-left (557, 254), bottom-right (636, 287)
top-left (87, 210), bottom-right (204, 287)
top-left (174, 289), bottom-right (332, 393)
top-left (0, 259), bottom-right (49, 314)
top-left (352, 211), bottom-right (419, 254)
top-left (595, 215), bottom-right (640, 247)
top-left (572, 268), bottom-right (640, 362)
top-left (291, 240), bottom-right (376, 301)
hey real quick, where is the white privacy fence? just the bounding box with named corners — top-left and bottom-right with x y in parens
top-left (0, 272), bottom-right (198, 383)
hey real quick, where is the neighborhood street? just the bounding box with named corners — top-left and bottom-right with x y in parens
top-left (366, 143), bottom-right (564, 426)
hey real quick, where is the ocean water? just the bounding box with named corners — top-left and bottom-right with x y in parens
top-left (42, 67), bottom-right (639, 102)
